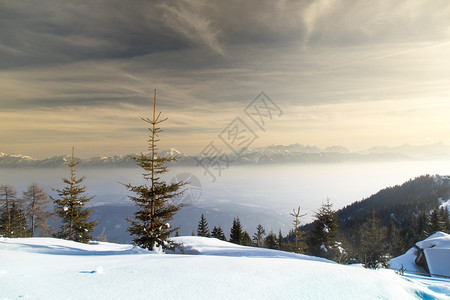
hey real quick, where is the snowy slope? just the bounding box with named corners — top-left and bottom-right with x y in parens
top-left (0, 236), bottom-right (448, 299)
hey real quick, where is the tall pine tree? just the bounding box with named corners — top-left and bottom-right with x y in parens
top-left (123, 89), bottom-right (184, 251)
top-left (50, 147), bottom-right (97, 243)
top-left (229, 217), bottom-right (243, 244)
top-left (197, 213), bottom-right (210, 237)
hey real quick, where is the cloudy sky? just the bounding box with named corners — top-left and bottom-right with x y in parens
top-left (1, 0), bottom-right (449, 159)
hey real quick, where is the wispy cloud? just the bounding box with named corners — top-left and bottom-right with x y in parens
top-left (1, 0), bottom-right (449, 157)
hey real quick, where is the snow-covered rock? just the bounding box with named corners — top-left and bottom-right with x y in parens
top-left (390, 231), bottom-right (450, 278)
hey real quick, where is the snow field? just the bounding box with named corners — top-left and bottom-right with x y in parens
top-left (0, 237), bottom-right (448, 299)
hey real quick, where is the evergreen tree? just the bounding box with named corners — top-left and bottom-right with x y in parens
top-left (197, 213), bottom-right (210, 237)
top-left (441, 207), bottom-right (450, 233)
top-left (0, 184), bottom-right (17, 237)
top-left (241, 231), bottom-right (252, 246)
top-left (264, 230), bottom-right (277, 249)
top-left (277, 229), bottom-right (284, 250)
top-left (386, 220), bottom-right (405, 257)
top-left (1, 201), bottom-right (30, 238)
top-left (50, 147), bottom-right (98, 243)
top-left (211, 225), bottom-right (226, 241)
top-left (290, 206), bottom-right (307, 253)
top-left (252, 224), bottom-right (266, 247)
top-left (416, 211), bottom-right (429, 241)
top-left (428, 207), bottom-right (443, 234)
top-left (123, 89), bottom-right (184, 251)
top-left (229, 217), bottom-right (243, 244)
top-left (360, 212), bottom-right (389, 269)
top-left (306, 199), bottom-right (340, 260)
top-left (23, 182), bottom-right (53, 236)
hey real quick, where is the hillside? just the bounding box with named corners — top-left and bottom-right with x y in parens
top-left (1, 236), bottom-right (448, 299)
top-left (298, 175), bottom-right (450, 257)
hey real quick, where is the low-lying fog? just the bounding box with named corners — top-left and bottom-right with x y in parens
top-left (2, 159), bottom-right (449, 242)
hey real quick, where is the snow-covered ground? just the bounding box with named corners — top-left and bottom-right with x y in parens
top-left (1, 236), bottom-right (449, 299)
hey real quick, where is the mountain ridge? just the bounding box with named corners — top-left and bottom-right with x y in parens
top-left (1, 142), bottom-right (449, 168)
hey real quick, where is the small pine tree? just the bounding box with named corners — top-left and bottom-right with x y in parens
top-left (211, 225), bottom-right (226, 241)
top-left (50, 147), bottom-right (98, 243)
top-left (252, 224), bottom-right (266, 247)
top-left (290, 206), bottom-right (307, 253)
top-left (7, 202), bottom-right (30, 237)
top-left (197, 213), bottom-right (210, 237)
top-left (229, 217), bottom-right (243, 244)
top-left (241, 231), bottom-right (252, 246)
top-left (123, 89), bottom-right (184, 251)
top-left (306, 198), bottom-right (340, 260)
top-left (23, 182), bottom-right (53, 236)
top-left (264, 230), bottom-right (277, 249)
top-left (277, 229), bottom-right (284, 250)
top-left (361, 211), bottom-right (389, 269)
top-left (0, 184), bottom-right (17, 237)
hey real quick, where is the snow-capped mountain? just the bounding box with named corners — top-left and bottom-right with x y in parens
top-left (1, 142), bottom-right (449, 168)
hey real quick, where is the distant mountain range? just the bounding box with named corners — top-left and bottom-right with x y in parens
top-left (1, 142), bottom-right (449, 168)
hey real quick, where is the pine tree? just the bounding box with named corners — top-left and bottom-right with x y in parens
top-left (197, 213), bottom-right (210, 237)
top-left (0, 184), bottom-right (17, 237)
top-left (428, 208), bottom-right (443, 234)
top-left (252, 224), bottom-right (266, 247)
top-left (211, 225), bottom-right (226, 241)
top-left (386, 220), bottom-right (405, 257)
top-left (241, 231), bottom-right (252, 246)
top-left (23, 182), bottom-right (53, 236)
top-left (416, 211), bottom-right (429, 240)
top-left (306, 199), bottom-right (340, 260)
top-left (361, 211), bottom-right (389, 269)
top-left (123, 89), bottom-right (184, 251)
top-left (50, 147), bottom-right (98, 243)
top-left (264, 230), bottom-right (277, 249)
top-left (441, 207), bottom-right (450, 233)
top-left (277, 229), bottom-right (284, 250)
top-left (7, 202), bottom-right (30, 237)
top-left (229, 217), bottom-right (243, 244)
top-left (290, 206), bottom-right (307, 253)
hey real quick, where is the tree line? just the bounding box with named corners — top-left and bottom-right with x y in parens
top-left (192, 193), bottom-right (449, 269)
top-left (0, 148), bottom-right (98, 243)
